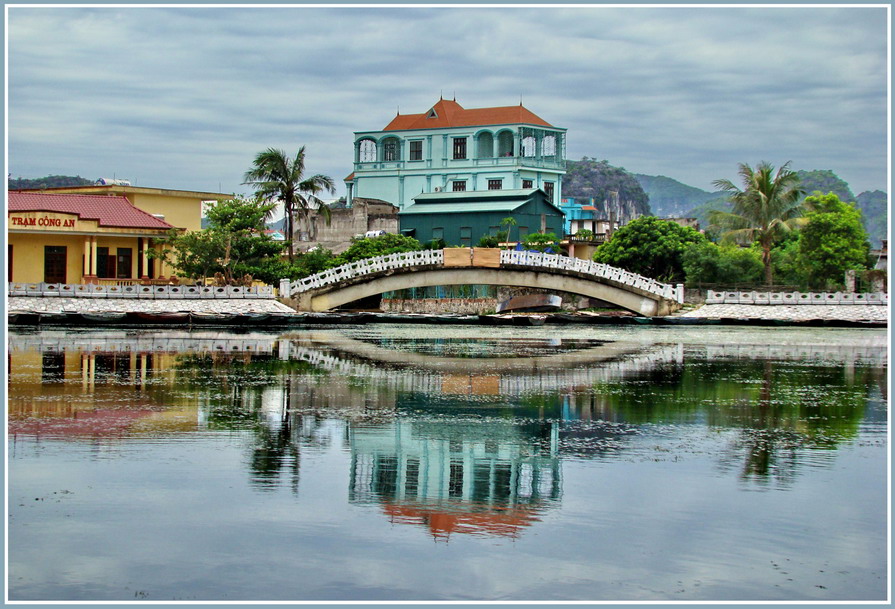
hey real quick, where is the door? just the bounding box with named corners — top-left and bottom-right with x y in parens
top-left (116, 248), bottom-right (133, 279)
top-left (44, 246), bottom-right (67, 283)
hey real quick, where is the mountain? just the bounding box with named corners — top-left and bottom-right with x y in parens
top-left (562, 158), bottom-right (651, 223)
top-left (9, 174), bottom-right (93, 190)
top-left (633, 174), bottom-right (723, 218)
top-left (796, 169), bottom-right (855, 202)
top-left (634, 168), bottom-right (887, 247)
top-left (855, 190), bottom-right (888, 248)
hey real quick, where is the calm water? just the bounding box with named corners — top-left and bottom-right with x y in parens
top-left (7, 324), bottom-right (888, 602)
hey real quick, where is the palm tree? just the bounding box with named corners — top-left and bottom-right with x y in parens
top-left (709, 161), bottom-right (806, 285)
top-left (243, 147), bottom-right (335, 262)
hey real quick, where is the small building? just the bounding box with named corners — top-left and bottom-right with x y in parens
top-left (8, 191), bottom-right (178, 284)
top-left (399, 188), bottom-right (564, 247)
top-left (296, 197), bottom-right (399, 254)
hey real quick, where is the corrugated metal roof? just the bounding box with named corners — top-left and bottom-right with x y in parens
top-left (413, 188), bottom-right (538, 203)
top-left (399, 200), bottom-right (528, 215)
top-left (8, 191), bottom-right (174, 230)
top-left (402, 188), bottom-right (565, 216)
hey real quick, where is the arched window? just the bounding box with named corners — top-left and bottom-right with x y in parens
top-left (497, 131), bottom-right (514, 157)
top-left (522, 135), bottom-right (537, 158)
top-left (476, 132), bottom-right (494, 159)
top-left (541, 134), bottom-right (556, 157)
top-left (382, 137), bottom-right (401, 161)
top-left (358, 139), bottom-right (376, 163)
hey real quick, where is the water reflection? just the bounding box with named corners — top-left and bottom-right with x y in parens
top-left (8, 326), bottom-right (887, 520)
top-left (349, 418), bottom-right (562, 540)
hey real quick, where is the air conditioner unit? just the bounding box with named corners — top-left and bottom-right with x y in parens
top-left (434, 186), bottom-right (442, 192)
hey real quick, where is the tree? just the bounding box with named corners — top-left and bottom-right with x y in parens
top-left (477, 234), bottom-right (501, 248)
top-left (500, 217), bottom-right (517, 243)
top-left (521, 232), bottom-right (560, 253)
top-left (290, 246), bottom-right (336, 279)
top-left (709, 161), bottom-right (806, 285)
top-left (152, 196), bottom-right (287, 285)
top-left (798, 192), bottom-right (870, 289)
top-left (593, 216), bottom-right (707, 283)
top-left (333, 233), bottom-right (422, 266)
top-left (682, 242), bottom-right (763, 286)
top-left (243, 146), bottom-right (335, 263)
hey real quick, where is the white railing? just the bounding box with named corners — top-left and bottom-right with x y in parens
top-left (283, 249), bottom-right (444, 296)
top-left (7, 282), bottom-right (275, 299)
top-left (282, 249), bottom-right (682, 303)
top-left (500, 250), bottom-right (682, 302)
top-left (705, 290), bottom-right (889, 306)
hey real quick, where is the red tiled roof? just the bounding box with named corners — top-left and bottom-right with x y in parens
top-left (581, 206), bottom-right (598, 211)
top-left (8, 192), bottom-right (174, 230)
top-left (383, 99), bottom-right (554, 131)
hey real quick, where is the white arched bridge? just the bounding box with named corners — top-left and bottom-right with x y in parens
top-left (279, 249), bottom-right (684, 316)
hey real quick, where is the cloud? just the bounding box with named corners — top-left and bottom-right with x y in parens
top-left (7, 5), bottom-right (889, 197)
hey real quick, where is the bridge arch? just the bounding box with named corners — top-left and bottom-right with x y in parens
top-left (280, 249), bottom-right (683, 316)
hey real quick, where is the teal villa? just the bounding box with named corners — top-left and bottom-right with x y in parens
top-left (344, 98), bottom-right (569, 246)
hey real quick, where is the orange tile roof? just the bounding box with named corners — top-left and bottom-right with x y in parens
top-left (8, 191), bottom-right (174, 230)
top-left (383, 98), bottom-right (554, 131)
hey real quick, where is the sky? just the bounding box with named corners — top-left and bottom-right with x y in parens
top-left (6, 3), bottom-right (891, 203)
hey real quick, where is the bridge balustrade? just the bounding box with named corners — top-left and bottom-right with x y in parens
top-left (283, 248), bottom-right (681, 304)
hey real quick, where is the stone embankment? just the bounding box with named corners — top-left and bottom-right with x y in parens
top-left (6, 297), bottom-right (888, 325)
top-left (675, 303), bottom-right (888, 323)
top-left (7, 297), bottom-right (296, 315)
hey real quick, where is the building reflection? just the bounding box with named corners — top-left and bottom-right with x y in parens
top-left (8, 327), bottom-right (886, 501)
top-left (348, 419), bottom-right (562, 540)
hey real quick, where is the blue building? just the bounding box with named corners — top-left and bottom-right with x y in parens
top-left (345, 98), bottom-right (567, 211)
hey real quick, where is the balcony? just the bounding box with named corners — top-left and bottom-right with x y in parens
top-left (355, 155), bottom-right (565, 173)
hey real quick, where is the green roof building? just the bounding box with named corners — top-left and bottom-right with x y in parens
top-left (399, 188), bottom-right (564, 246)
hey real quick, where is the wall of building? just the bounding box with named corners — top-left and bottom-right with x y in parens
top-left (297, 199), bottom-right (399, 254)
top-left (9, 233), bottom-right (85, 284)
top-left (351, 122), bottom-right (566, 210)
top-left (127, 192), bottom-right (204, 232)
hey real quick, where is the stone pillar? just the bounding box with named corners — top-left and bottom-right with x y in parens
top-left (83, 236), bottom-right (98, 283)
top-left (140, 239), bottom-right (150, 280)
top-left (845, 269), bottom-right (856, 292)
top-left (90, 238), bottom-right (98, 276)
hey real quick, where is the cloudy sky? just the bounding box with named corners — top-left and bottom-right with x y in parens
top-left (7, 4), bottom-right (890, 202)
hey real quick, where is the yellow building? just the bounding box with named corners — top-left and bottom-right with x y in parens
top-left (40, 183), bottom-right (233, 233)
top-left (8, 185), bottom-right (231, 285)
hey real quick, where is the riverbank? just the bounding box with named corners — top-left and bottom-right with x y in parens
top-left (6, 297), bottom-right (888, 328)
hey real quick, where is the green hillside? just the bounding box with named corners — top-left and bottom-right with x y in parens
top-left (855, 190), bottom-right (888, 248)
top-left (8, 174), bottom-right (93, 190)
top-left (796, 169), bottom-right (856, 202)
top-left (633, 174), bottom-right (722, 218)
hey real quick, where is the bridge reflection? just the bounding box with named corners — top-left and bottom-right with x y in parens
top-left (8, 328), bottom-right (886, 514)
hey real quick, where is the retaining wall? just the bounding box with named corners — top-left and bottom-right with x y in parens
top-left (704, 290), bottom-right (888, 305)
top-left (7, 282), bottom-right (275, 299)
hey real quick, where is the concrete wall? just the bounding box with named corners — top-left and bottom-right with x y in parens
top-left (297, 198), bottom-right (399, 254)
